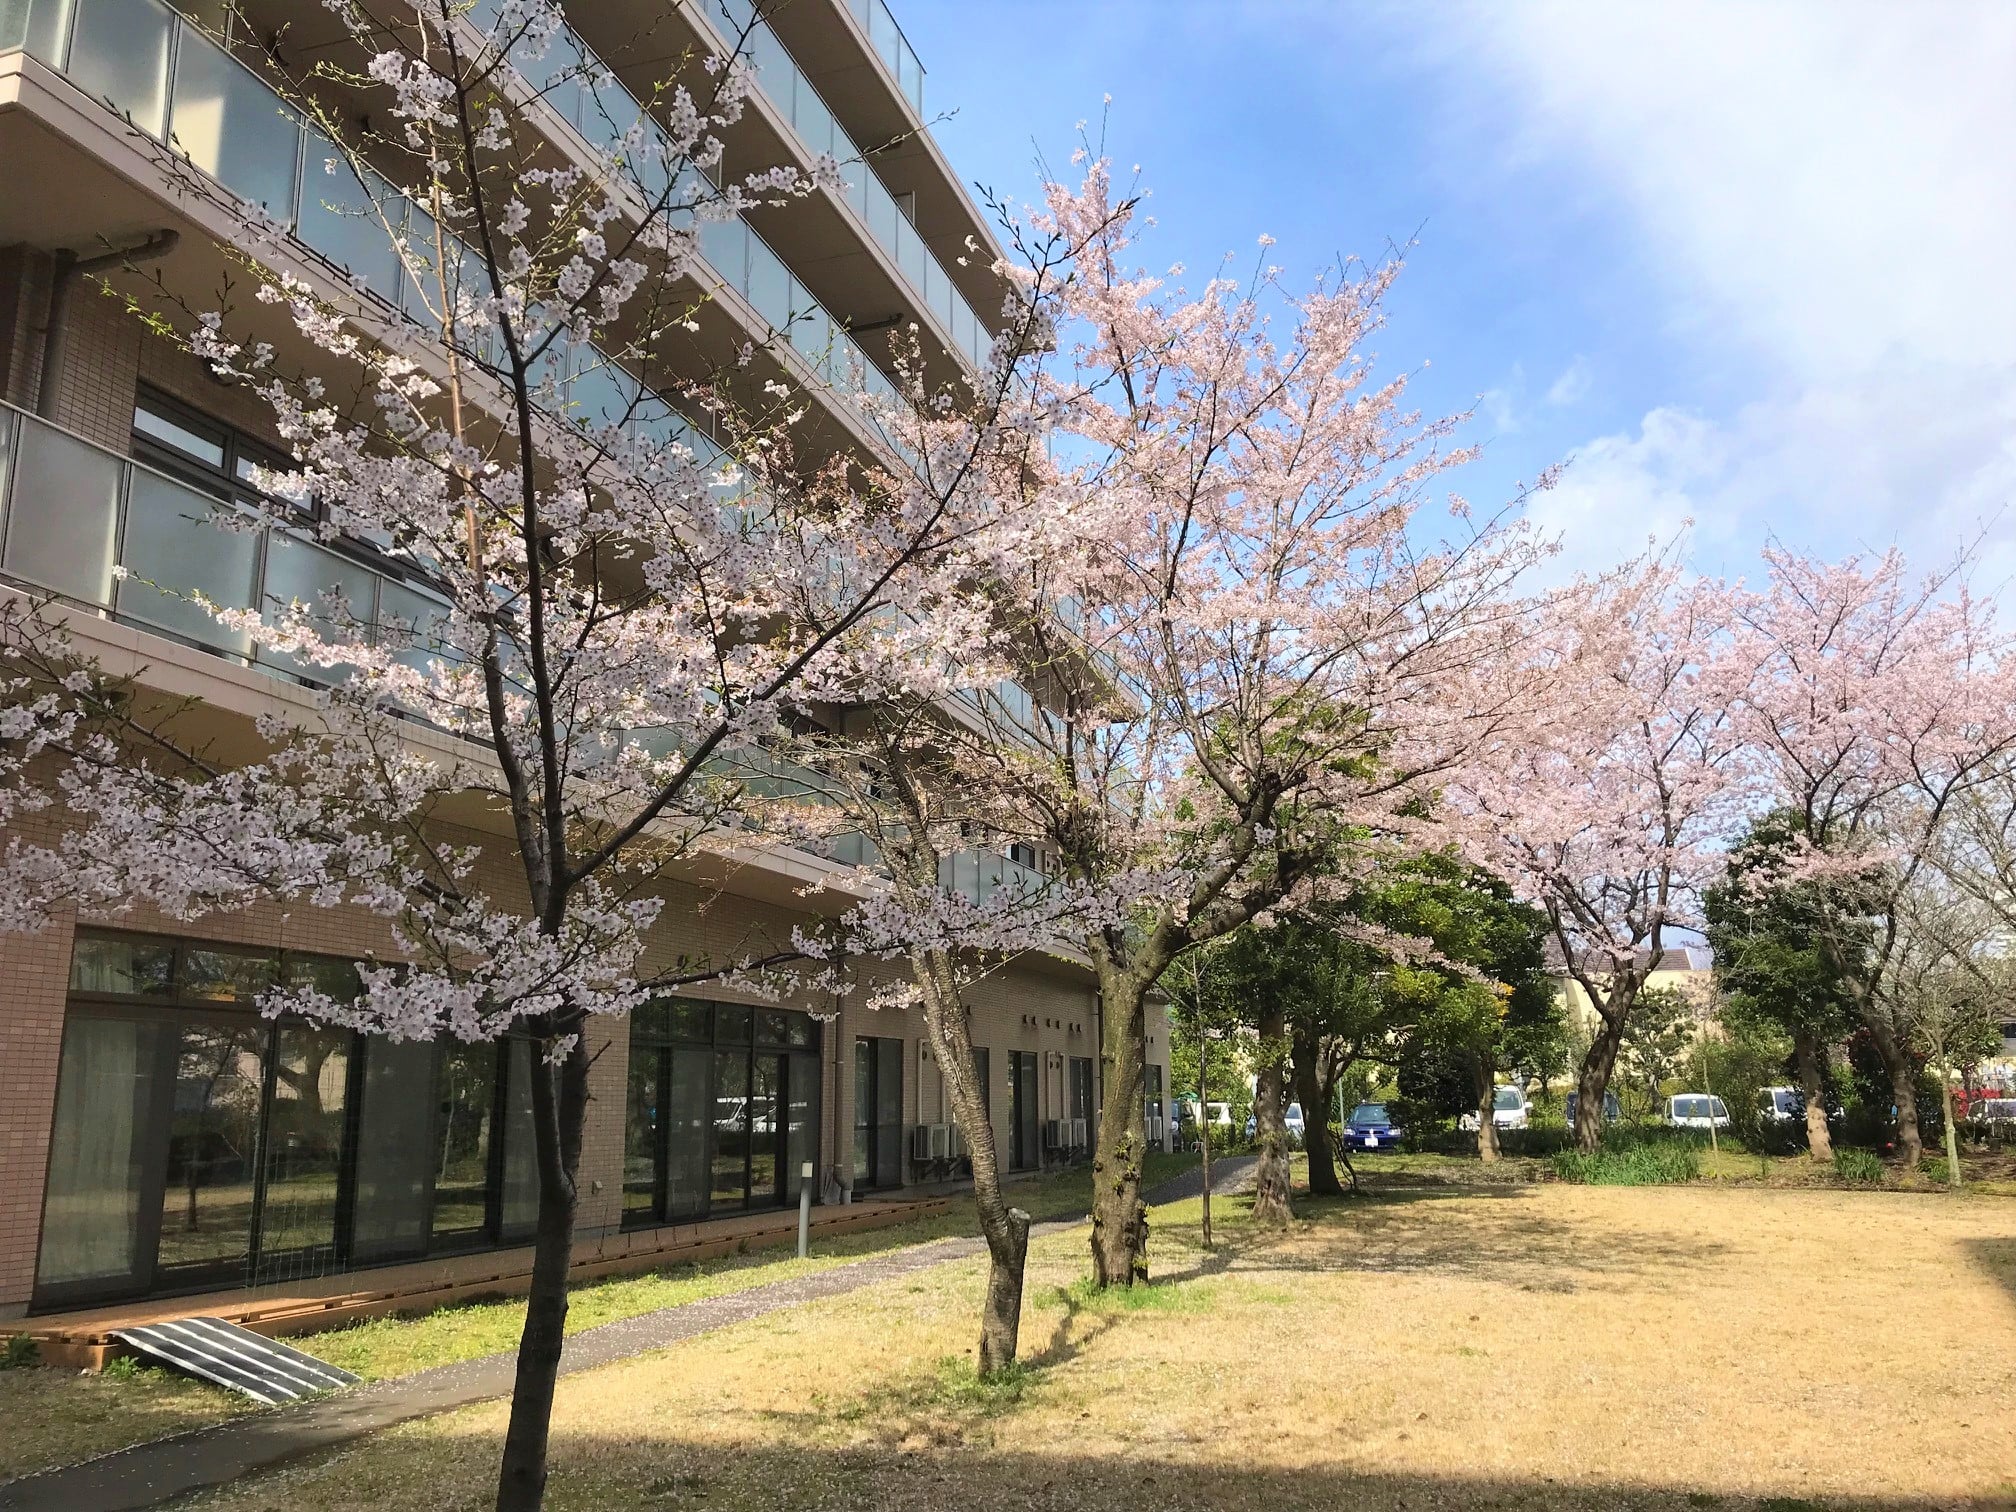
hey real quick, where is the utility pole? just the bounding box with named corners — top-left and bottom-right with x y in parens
top-left (1198, 1013), bottom-right (1214, 1250)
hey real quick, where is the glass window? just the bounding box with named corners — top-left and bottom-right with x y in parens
top-left (756, 1011), bottom-right (791, 1047)
top-left (155, 1020), bottom-right (267, 1280)
top-left (500, 1039), bottom-right (541, 1235)
top-left (255, 1022), bottom-right (350, 1279)
top-left (3, 415), bottom-right (122, 605)
top-left (178, 945), bottom-right (279, 1002)
top-left (69, 932), bottom-right (176, 997)
top-left (715, 1003), bottom-right (752, 1043)
top-left (259, 532), bottom-right (381, 683)
top-left (35, 1015), bottom-right (167, 1293)
top-left (133, 402), bottom-right (226, 467)
top-left (664, 1049), bottom-right (711, 1218)
top-left (432, 1040), bottom-right (496, 1244)
top-left (1494, 1087), bottom-right (1524, 1111)
top-left (168, 31), bottom-right (302, 216)
top-left (350, 1037), bottom-right (436, 1262)
top-left (711, 1050), bottom-right (749, 1209)
top-left (66, 0), bottom-right (173, 138)
top-left (115, 471), bottom-right (260, 656)
top-left (749, 1055), bottom-right (781, 1202)
top-left (624, 1044), bottom-right (661, 1225)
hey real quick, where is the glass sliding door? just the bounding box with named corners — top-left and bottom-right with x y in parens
top-left (749, 1055), bottom-right (782, 1204)
top-left (432, 1041), bottom-right (497, 1247)
top-left (35, 1015), bottom-right (170, 1299)
top-left (623, 1045), bottom-right (663, 1226)
top-left (710, 1052), bottom-right (750, 1209)
top-left (350, 1038), bottom-right (436, 1263)
top-left (255, 1023), bottom-right (351, 1281)
top-left (155, 1021), bottom-right (267, 1285)
top-left (1009, 1051), bottom-right (1039, 1171)
top-left (499, 1040), bottom-right (541, 1238)
top-left (854, 1036), bottom-right (904, 1191)
top-left (664, 1050), bottom-right (711, 1218)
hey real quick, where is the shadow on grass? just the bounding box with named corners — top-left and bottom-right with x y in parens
top-left (514, 1434), bottom-right (2008, 1512)
top-left (1963, 1237), bottom-right (2016, 1315)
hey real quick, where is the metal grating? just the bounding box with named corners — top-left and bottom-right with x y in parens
top-left (111, 1317), bottom-right (359, 1405)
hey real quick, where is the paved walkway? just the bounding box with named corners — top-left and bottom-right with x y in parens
top-left (1, 1165), bottom-right (1227, 1512)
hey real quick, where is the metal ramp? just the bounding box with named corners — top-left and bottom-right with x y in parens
top-left (110, 1317), bottom-right (359, 1404)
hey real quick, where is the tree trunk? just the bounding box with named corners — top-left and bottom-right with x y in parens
top-left (1090, 970), bottom-right (1150, 1287)
top-left (1294, 1035), bottom-right (1343, 1197)
top-left (1860, 1010), bottom-right (1923, 1168)
top-left (1250, 1006), bottom-right (1294, 1226)
top-left (494, 1028), bottom-right (591, 1512)
top-left (1474, 1057), bottom-right (1501, 1164)
top-left (1574, 1008), bottom-right (1628, 1154)
top-left (913, 948), bottom-right (1030, 1372)
top-left (1793, 1025), bottom-right (1832, 1162)
top-left (1938, 1068), bottom-right (1961, 1190)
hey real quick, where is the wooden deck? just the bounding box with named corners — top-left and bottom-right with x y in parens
top-left (5, 1195), bottom-right (951, 1370)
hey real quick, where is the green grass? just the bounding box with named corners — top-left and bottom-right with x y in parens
top-left (1832, 1147), bottom-right (1885, 1184)
top-left (1552, 1139), bottom-right (1702, 1185)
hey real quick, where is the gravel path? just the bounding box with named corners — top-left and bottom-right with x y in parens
top-left (0, 1164), bottom-right (1224, 1512)
top-left (1140, 1153), bottom-right (1258, 1205)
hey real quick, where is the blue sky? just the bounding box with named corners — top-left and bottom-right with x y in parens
top-left (895, 0), bottom-right (2016, 589)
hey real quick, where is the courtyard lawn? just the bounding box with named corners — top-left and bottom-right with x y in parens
top-left (180, 1179), bottom-right (2016, 1512)
top-left (0, 1154), bottom-right (1196, 1485)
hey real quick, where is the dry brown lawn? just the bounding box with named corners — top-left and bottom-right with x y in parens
top-left (181, 1180), bottom-right (2016, 1512)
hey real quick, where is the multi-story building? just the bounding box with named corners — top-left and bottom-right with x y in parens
top-left (0, 0), bottom-right (1173, 1324)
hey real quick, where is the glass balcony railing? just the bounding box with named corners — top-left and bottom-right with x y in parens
top-left (0, 399), bottom-right (1049, 908)
top-left (0, 399), bottom-right (450, 682)
top-left (848, 0), bottom-right (924, 115)
top-left (1, 0), bottom-right (926, 471)
top-left (688, 0), bottom-right (989, 371)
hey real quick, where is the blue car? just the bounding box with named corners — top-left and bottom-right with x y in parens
top-left (1343, 1101), bottom-right (1404, 1152)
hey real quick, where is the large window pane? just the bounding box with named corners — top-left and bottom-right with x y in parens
top-left (623, 1043), bottom-right (661, 1225)
top-left (500, 1038), bottom-right (540, 1235)
top-left (36, 1016), bottom-right (165, 1292)
top-left (432, 1040), bottom-right (496, 1244)
top-left (744, 237), bottom-right (791, 332)
top-left (256, 1022), bottom-right (349, 1279)
top-left (710, 1051), bottom-right (748, 1209)
top-left (4, 0), bottom-right (76, 61)
top-left (3, 417), bottom-right (122, 605)
top-left (749, 1054), bottom-right (781, 1204)
top-left (664, 1049), bottom-right (710, 1218)
top-left (156, 1021), bottom-right (266, 1280)
top-left (350, 1037), bottom-right (435, 1262)
top-left (116, 471), bottom-right (259, 656)
top-left (179, 944), bottom-right (278, 1002)
top-left (168, 31), bottom-right (301, 215)
top-left (67, 0), bottom-right (172, 138)
top-left (852, 1037), bottom-right (872, 1185)
top-left (68, 931), bottom-right (175, 996)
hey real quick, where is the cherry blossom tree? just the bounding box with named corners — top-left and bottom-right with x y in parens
top-left (1726, 549), bottom-right (2016, 1169)
top-left (954, 159), bottom-right (1548, 1276)
top-left (1454, 560), bottom-right (1747, 1154)
top-left (0, 3), bottom-right (1068, 1506)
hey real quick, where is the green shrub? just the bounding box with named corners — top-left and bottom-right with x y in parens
top-left (0, 1333), bottom-right (37, 1370)
top-left (1552, 1139), bottom-right (1701, 1185)
top-left (1832, 1147), bottom-right (1885, 1184)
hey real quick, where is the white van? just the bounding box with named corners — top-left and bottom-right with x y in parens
top-left (1666, 1093), bottom-right (1731, 1132)
top-left (1460, 1084), bottom-right (1530, 1131)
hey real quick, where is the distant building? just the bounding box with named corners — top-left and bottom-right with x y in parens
top-left (1546, 944), bottom-right (1717, 1037)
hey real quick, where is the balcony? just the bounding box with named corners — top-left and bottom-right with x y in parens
top-left (0, 0), bottom-right (925, 473)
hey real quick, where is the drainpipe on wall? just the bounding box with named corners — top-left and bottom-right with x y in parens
top-left (36, 231), bottom-right (181, 420)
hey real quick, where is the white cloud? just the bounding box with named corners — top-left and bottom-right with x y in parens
top-left (1426, 0), bottom-right (2016, 580)
top-left (1544, 357), bottom-right (1591, 409)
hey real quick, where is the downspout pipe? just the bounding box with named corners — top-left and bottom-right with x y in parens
top-left (36, 230), bottom-right (181, 420)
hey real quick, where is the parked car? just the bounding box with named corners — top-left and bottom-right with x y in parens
top-left (1758, 1085), bottom-right (1804, 1125)
top-left (1563, 1089), bottom-right (1622, 1127)
top-left (1343, 1101), bottom-right (1404, 1152)
top-left (1242, 1103), bottom-right (1305, 1144)
top-left (1967, 1097), bottom-right (2016, 1132)
top-left (1666, 1093), bottom-right (1731, 1132)
top-left (1459, 1084), bottom-right (1531, 1132)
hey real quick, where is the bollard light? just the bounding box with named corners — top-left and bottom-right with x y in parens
top-left (797, 1161), bottom-right (814, 1259)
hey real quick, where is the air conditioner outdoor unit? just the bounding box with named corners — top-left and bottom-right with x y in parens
top-left (948, 1124), bottom-right (968, 1160)
top-left (928, 1123), bottom-right (951, 1158)
top-left (1069, 1118), bottom-right (1088, 1149)
top-left (1043, 1119), bottom-right (1065, 1151)
top-left (911, 1125), bottom-right (935, 1162)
